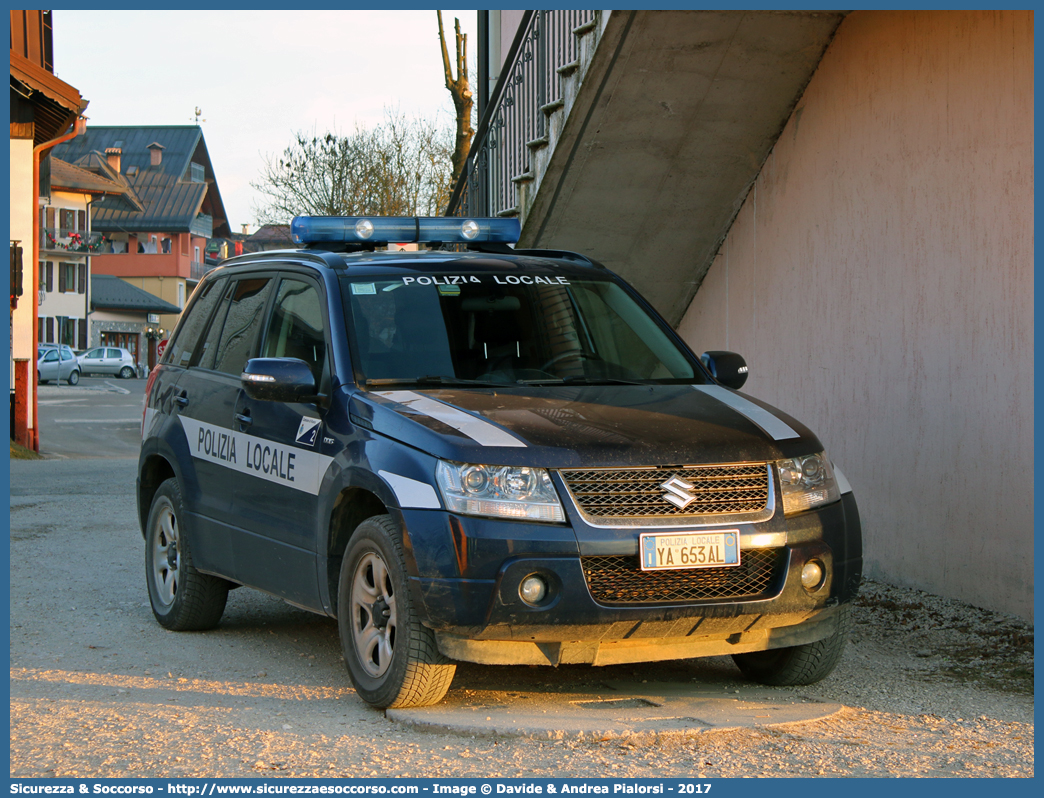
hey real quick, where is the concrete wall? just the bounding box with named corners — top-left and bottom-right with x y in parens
top-left (676, 10), bottom-right (1033, 620)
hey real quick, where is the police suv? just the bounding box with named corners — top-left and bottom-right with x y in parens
top-left (138, 216), bottom-right (862, 709)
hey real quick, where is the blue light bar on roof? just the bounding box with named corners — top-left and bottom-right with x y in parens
top-left (290, 216), bottom-right (521, 246)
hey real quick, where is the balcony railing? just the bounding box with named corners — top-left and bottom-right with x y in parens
top-left (448, 10), bottom-right (596, 218)
top-left (40, 227), bottom-right (106, 254)
top-left (190, 213), bottom-right (213, 239)
top-left (190, 260), bottom-right (213, 281)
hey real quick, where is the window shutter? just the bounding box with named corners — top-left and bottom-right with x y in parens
top-left (77, 210), bottom-right (86, 230)
top-left (46, 207), bottom-right (55, 229)
top-left (77, 263), bottom-right (86, 294)
top-left (45, 262), bottom-right (53, 292)
top-left (9, 246), bottom-right (22, 301)
top-left (58, 262), bottom-right (66, 292)
top-left (78, 319), bottom-right (87, 350)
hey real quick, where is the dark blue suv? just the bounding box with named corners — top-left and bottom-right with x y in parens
top-left (138, 216), bottom-right (862, 708)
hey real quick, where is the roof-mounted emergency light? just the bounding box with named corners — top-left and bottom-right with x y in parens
top-left (290, 216), bottom-right (521, 247)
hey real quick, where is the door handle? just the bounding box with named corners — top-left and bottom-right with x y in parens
top-left (235, 411), bottom-right (252, 427)
top-left (175, 392), bottom-right (189, 407)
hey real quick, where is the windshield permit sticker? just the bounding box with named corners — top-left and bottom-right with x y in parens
top-left (351, 283), bottom-right (377, 295)
top-left (437, 284), bottom-right (461, 296)
top-left (295, 416), bottom-right (322, 447)
top-left (400, 275), bottom-right (570, 287)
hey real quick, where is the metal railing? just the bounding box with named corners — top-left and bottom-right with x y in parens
top-left (448, 10), bottom-right (596, 218)
top-left (189, 260), bottom-right (211, 281)
top-left (40, 227), bottom-right (104, 253)
top-left (190, 213), bottom-right (213, 239)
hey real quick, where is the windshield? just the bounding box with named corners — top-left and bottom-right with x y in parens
top-left (342, 273), bottom-right (704, 387)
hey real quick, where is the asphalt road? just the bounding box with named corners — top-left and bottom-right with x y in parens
top-left (36, 375), bottom-right (146, 459)
top-left (8, 387), bottom-right (1034, 778)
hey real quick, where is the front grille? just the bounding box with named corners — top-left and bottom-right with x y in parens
top-left (581, 549), bottom-right (784, 605)
top-left (560, 464), bottom-right (770, 520)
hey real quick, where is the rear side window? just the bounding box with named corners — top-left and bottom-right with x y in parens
top-left (205, 277), bottom-right (274, 375)
top-left (163, 277), bottom-right (226, 367)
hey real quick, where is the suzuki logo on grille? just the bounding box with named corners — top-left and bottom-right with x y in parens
top-left (660, 475), bottom-right (697, 509)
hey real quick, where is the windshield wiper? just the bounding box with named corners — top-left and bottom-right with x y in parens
top-left (517, 376), bottom-right (649, 386)
top-left (365, 375), bottom-right (511, 388)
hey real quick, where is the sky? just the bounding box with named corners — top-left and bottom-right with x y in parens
top-left (52, 10), bottom-right (478, 234)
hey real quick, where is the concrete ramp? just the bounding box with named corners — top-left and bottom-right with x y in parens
top-left (388, 680), bottom-right (844, 740)
top-left (520, 10), bottom-right (846, 325)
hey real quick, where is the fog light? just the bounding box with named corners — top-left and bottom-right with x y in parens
top-left (520, 575), bottom-right (548, 605)
top-left (801, 560), bottom-right (825, 590)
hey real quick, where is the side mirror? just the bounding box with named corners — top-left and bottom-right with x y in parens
top-left (701, 350), bottom-right (749, 390)
top-left (241, 357), bottom-right (317, 403)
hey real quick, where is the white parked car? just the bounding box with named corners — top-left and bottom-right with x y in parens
top-left (78, 346), bottom-right (138, 379)
top-left (37, 344), bottom-right (80, 385)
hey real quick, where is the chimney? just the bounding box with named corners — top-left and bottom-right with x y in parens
top-left (241, 224), bottom-right (249, 235)
top-left (105, 147), bottom-right (121, 173)
top-left (147, 141), bottom-right (165, 167)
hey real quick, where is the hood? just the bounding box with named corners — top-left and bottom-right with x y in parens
top-left (349, 384), bottom-right (822, 469)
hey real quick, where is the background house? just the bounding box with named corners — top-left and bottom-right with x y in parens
top-left (205, 223), bottom-right (293, 269)
top-left (52, 125), bottom-right (232, 337)
top-left (90, 274), bottom-right (180, 372)
top-left (461, 10), bottom-right (1033, 621)
top-left (37, 157), bottom-right (142, 351)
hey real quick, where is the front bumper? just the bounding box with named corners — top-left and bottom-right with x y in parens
top-left (400, 492), bottom-right (863, 665)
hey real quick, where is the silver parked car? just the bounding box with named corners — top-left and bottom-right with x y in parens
top-left (37, 344), bottom-right (80, 385)
top-left (78, 346), bottom-right (138, 379)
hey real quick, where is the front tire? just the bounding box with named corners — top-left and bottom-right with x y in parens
top-left (145, 478), bottom-right (229, 631)
top-left (338, 515), bottom-right (455, 708)
top-left (732, 605), bottom-right (851, 686)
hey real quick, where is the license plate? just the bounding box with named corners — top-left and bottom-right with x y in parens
top-left (639, 530), bottom-right (740, 571)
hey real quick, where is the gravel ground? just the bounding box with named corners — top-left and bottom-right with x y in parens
top-left (9, 578), bottom-right (1033, 779)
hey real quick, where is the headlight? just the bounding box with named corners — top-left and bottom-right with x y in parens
top-left (776, 452), bottom-right (840, 515)
top-left (435, 461), bottom-right (565, 523)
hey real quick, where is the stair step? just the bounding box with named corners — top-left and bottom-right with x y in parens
top-left (540, 99), bottom-right (565, 116)
top-left (495, 207), bottom-right (519, 218)
top-left (573, 18), bottom-right (598, 37)
top-left (526, 135), bottom-right (549, 151)
top-left (556, 60), bottom-right (580, 77)
top-left (510, 171), bottom-right (535, 185)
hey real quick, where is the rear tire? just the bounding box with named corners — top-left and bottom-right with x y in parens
top-left (732, 605), bottom-right (851, 686)
top-left (145, 478), bottom-right (229, 631)
top-left (119, 366), bottom-right (134, 379)
top-left (338, 514), bottom-right (455, 708)
top-left (67, 370), bottom-right (80, 386)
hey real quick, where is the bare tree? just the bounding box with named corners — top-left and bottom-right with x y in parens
top-left (252, 110), bottom-right (454, 224)
top-left (437, 11), bottom-right (473, 186)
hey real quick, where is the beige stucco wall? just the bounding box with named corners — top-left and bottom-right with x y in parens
top-left (117, 276), bottom-right (185, 334)
top-left (10, 139), bottom-right (35, 363)
top-left (677, 11), bottom-right (1033, 620)
top-left (39, 189), bottom-right (91, 325)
